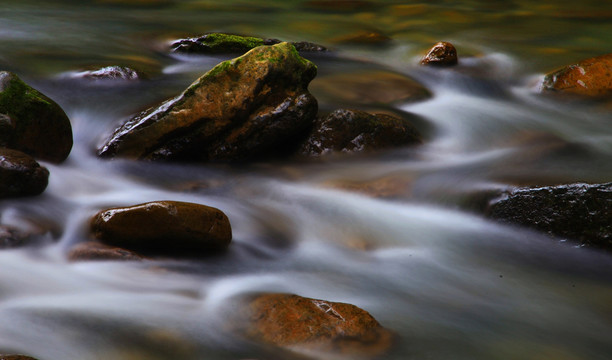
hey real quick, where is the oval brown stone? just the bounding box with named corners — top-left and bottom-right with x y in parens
top-left (90, 201), bottom-right (232, 256)
top-left (420, 41), bottom-right (458, 66)
top-left (0, 148), bottom-right (49, 198)
top-left (542, 53), bottom-right (612, 97)
top-left (244, 293), bottom-right (394, 356)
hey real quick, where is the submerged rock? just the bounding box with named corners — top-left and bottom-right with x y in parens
top-left (170, 33), bottom-right (328, 54)
top-left (310, 69), bottom-right (431, 106)
top-left (0, 148), bottom-right (49, 198)
top-left (243, 293), bottom-right (394, 357)
top-left (330, 31), bottom-right (392, 46)
top-left (486, 182), bottom-right (612, 250)
top-left (541, 53), bottom-right (612, 97)
top-left (67, 241), bottom-right (145, 261)
top-left (69, 66), bottom-right (139, 81)
top-left (0, 71), bottom-right (73, 163)
top-left (420, 41), bottom-right (458, 66)
top-left (300, 109), bottom-right (422, 156)
top-left (99, 42), bottom-right (318, 162)
top-left (90, 201), bottom-right (232, 256)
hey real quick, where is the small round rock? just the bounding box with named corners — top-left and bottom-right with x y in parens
top-left (420, 41), bottom-right (458, 66)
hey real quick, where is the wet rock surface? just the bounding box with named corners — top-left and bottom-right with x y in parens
top-left (0, 355), bottom-right (39, 360)
top-left (69, 66), bottom-right (139, 80)
top-left (171, 33), bottom-right (328, 54)
top-left (0, 71), bottom-right (73, 163)
top-left (420, 41), bottom-right (458, 66)
top-left (300, 109), bottom-right (422, 156)
top-left (243, 293), bottom-right (394, 356)
top-left (99, 42), bottom-right (318, 162)
top-left (541, 53), bottom-right (612, 97)
top-left (0, 148), bottom-right (49, 198)
top-left (67, 241), bottom-right (145, 261)
top-left (90, 201), bottom-right (232, 256)
top-left (486, 182), bottom-right (612, 250)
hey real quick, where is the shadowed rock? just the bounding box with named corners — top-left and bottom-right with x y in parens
top-left (486, 182), bottom-right (612, 250)
top-left (0, 71), bottom-right (73, 163)
top-left (542, 53), bottom-right (612, 97)
top-left (300, 109), bottom-right (422, 156)
top-left (67, 241), bottom-right (145, 261)
top-left (0, 148), bottom-right (48, 198)
top-left (242, 293), bottom-right (394, 357)
top-left (99, 42), bottom-right (318, 162)
top-left (0, 355), bottom-right (39, 360)
top-left (90, 201), bottom-right (232, 256)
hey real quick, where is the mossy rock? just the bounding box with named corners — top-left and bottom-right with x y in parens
top-left (0, 71), bottom-right (73, 163)
top-left (98, 42), bottom-right (318, 162)
top-left (0, 148), bottom-right (49, 198)
top-left (171, 33), bottom-right (328, 54)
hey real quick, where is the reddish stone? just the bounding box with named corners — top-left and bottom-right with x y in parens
top-left (67, 242), bottom-right (144, 261)
top-left (542, 53), bottom-right (612, 97)
top-left (245, 293), bottom-right (394, 356)
top-left (420, 41), bottom-right (458, 66)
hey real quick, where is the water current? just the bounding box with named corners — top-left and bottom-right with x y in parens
top-left (0, 1), bottom-right (611, 359)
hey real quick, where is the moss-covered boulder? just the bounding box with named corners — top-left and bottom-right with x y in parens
top-left (98, 42), bottom-right (318, 162)
top-left (242, 293), bottom-right (394, 357)
top-left (0, 71), bottom-right (72, 163)
top-left (541, 53), bottom-right (612, 97)
top-left (170, 33), bottom-right (328, 54)
top-left (486, 182), bottom-right (612, 250)
top-left (0, 148), bottom-right (49, 198)
top-left (299, 109), bottom-right (422, 156)
top-left (420, 41), bottom-right (458, 66)
top-left (90, 201), bottom-right (232, 256)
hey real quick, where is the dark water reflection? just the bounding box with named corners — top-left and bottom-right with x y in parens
top-left (0, 1), bottom-right (611, 360)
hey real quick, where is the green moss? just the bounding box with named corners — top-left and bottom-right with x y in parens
top-left (0, 72), bottom-right (51, 118)
top-left (201, 33), bottom-right (265, 53)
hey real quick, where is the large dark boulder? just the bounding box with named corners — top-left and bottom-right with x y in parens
top-left (241, 293), bottom-right (394, 357)
top-left (0, 71), bottom-right (72, 163)
top-left (0, 148), bottom-right (49, 198)
top-left (541, 53), bottom-right (612, 97)
top-left (299, 109), bottom-right (422, 156)
top-left (486, 182), bottom-right (612, 250)
top-left (98, 42), bottom-right (318, 162)
top-left (90, 201), bottom-right (232, 256)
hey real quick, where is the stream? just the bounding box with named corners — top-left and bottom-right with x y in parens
top-left (0, 1), bottom-right (611, 359)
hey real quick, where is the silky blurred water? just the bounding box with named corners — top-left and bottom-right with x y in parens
top-left (0, 1), bottom-right (611, 359)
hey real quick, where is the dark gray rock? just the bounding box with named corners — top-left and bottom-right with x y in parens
top-left (0, 148), bottom-right (49, 198)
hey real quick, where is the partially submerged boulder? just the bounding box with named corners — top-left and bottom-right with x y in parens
top-left (0, 71), bottom-right (73, 163)
top-left (541, 53), bottom-right (612, 97)
top-left (420, 41), bottom-right (458, 66)
top-left (486, 182), bottom-right (612, 250)
top-left (90, 201), bottom-right (232, 256)
top-left (0, 148), bottom-right (49, 198)
top-left (299, 109), bottom-right (422, 156)
top-left (98, 42), bottom-right (318, 162)
top-left (69, 66), bottom-right (139, 81)
top-left (242, 293), bottom-right (394, 357)
top-left (170, 33), bottom-right (328, 54)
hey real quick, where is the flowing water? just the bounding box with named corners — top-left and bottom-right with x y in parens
top-left (1, 1), bottom-right (611, 359)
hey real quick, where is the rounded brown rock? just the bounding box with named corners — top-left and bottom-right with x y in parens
top-left (244, 293), bottom-right (394, 356)
top-left (0, 148), bottom-right (49, 198)
top-left (420, 41), bottom-right (458, 66)
top-left (542, 53), bottom-right (612, 97)
top-left (90, 201), bottom-right (232, 256)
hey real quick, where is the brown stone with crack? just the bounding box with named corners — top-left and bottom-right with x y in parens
top-left (245, 293), bottom-right (394, 356)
